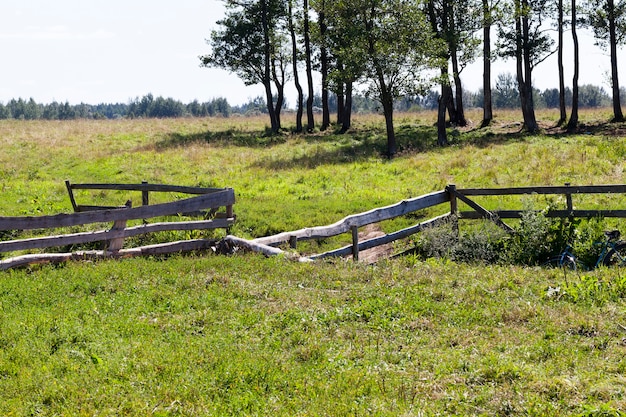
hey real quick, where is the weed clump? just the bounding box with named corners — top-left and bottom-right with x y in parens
top-left (413, 209), bottom-right (611, 268)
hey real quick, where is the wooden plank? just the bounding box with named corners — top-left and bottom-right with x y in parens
top-left (117, 239), bottom-right (216, 256)
top-left (0, 251), bottom-right (103, 271)
top-left (460, 209), bottom-right (626, 219)
top-left (253, 190), bottom-right (449, 246)
top-left (75, 205), bottom-right (125, 212)
top-left (0, 240), bottom-right (219, 270)
top-left (69, 183), bottom-right (227, 194)
top-left (310, 214), bottom-right (452, 260)
top-left (457, 184), bottom-right (626, 196)
top-left (222, 235), bottom-right (312, 262)
top-left (0, 188), bottom-right (235, 231)
top-left (0, 219), bottom-right (234, 253)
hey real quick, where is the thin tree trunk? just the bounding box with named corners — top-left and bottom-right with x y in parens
top-left (288, 0), bottom-right (303, 132)
top-left (437, 79), bottom-right (449, 146)
top-left (336, 62), bottom-right (345, 125)
top-left (304, 0), bottom-right (315, 131)
top-left (262, 0), bottom-right (279, 132)
top-left (449, 5), bottom-right (466, 127)
top-left (608, 0), bottom-right (624, 122)
top-left (557, 0), bottom-right (567, 126)
top-left (272, 57), bottom-right (284, 129)
top-left (341, 81), bottom-right (353, 133)
top-left (481, 0), bottom-right (493, 128)
top-left (567, 0), bottom-right (579, 132)
top-left (444, 82), bottom-right (457, 124)
top-left (318, 2), bottom-right (331, 131)
top-left (517, 0), bottom-right (538, 132)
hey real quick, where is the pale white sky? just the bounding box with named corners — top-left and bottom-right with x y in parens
top-left (0, 1), bottom-right (622, 107)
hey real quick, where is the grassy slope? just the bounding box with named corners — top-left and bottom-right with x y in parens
top-left (1, 110), bottom-right (626, 415)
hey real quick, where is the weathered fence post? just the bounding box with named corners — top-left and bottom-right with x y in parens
top-left (105, 200), bottom-right (132, 254)
top-left (351, 225), bottom-right (359, 262)
top-left (564, 182), bottom-right (573, 214)
top-left (448, 184), bottom-right (459, 238)
top-left (142, 181), bottom-right (149, 206)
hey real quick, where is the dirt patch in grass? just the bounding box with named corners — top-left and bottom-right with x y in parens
top-left (356, 223), bottom-right (395, 264)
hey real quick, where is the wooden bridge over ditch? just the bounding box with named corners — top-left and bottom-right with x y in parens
top-left (1, 182), bottom-right (626, 269)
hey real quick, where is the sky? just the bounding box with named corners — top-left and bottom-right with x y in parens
top-left (0, 1), bottom-right (623, 107)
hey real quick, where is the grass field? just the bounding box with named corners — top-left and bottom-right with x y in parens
top-left (2, 109), bottom-right (626, 415)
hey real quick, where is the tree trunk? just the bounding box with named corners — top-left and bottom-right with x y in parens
top-left (481, 0), bottom-right (493, 128)
top-left (449, 7), bottom-right (466, 127)
top-left (341, 81), bottom-right (353, 133)
top-left (336, 63), bottom-right (345, 126)
top-left (450, 60), bottom-right (466, 126)
top-left (608, 0), bottom-right (624, 122)
top-left (437, 81), bottom-right (449, 146)
top-left (444, 81), bottom-right (457, 124)
top-left (557, 0), bottom-right (567, 126)
top-left (383, 99), bottom-right (396, 157)
top-left (517, 0), bottom-right (538, 133)
top-left (262, 0), bottom-right (279, 132)
top-left (303, 0), bottom-right (315, 131)
top-left (318, 2), bottom-right (331, 131)
top-left (567, 0), bottom-right (579, 132)
top-left (272, 63), bottom-right (284, 129)
top-left (288, 0), bottom-right (303, 132)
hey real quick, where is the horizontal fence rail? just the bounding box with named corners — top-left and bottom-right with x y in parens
top-left (0, 182), bottom-right (235, 270)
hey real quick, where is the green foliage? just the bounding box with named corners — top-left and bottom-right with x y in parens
top-left (558, 273), bottom-right (626, 306)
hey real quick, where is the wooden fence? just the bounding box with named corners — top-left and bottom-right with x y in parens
top-left (0, 182), bottom-right (235, 270)
top-left (3, 182), bottom-right (626, 269)
top-left (225, 183), bottom-right (626, 262)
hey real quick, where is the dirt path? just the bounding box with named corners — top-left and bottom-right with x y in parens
top-left (354, 224), bottom-right (395, 264)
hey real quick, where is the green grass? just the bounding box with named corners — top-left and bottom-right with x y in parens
top-left (2, 109), bottom-right (626, 415)
top-left (3, 256), bottom-right (626, 415)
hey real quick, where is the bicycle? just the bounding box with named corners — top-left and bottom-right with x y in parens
top-left (543, 229), bottom-right (626, 271)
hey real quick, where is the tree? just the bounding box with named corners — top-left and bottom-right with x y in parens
top-left (288, 0), bottom-right (304, 132)
top-left (481, 0), bottom-right (498, 127)
top-left (201, 0), bottom-right (287, 132)
top-left (493, 72), bottom-right (520, 108)
top-left (303, 0), bottom-right (315, 131)
top-left (426, 0), bottom-right (481, 132)
top-left (497, 0), bottom-right (554, 132)
top-left (347, 0), bottom-right (443, 156)
top-left (567, 0), bottom-right (581, 131)
top-left (311, 0), bottom-right (332, 130)
top-left (556, 0), bottom-right (568, 126)
top-left (584, 0), bottom-right (626, 121)
top-left (325, 2), bottom-right (368, 133)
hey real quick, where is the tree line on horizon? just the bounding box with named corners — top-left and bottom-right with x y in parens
top-left (0, 79), bottom-right (620, 121)
top-left (0, 81), bottom-right (616, 121)
top-left (201, 0), bottom-right (626, 156)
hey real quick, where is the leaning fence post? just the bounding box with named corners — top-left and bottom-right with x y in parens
top-left (65, 180), bottom-right (79, 212)
top-left (351, 225), bottom-right (359, 262)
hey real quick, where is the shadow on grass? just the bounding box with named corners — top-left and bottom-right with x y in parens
top-left (155, 128), bottom-right (289, 149)
top-left (154, 116), bottom-right (626, 170)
